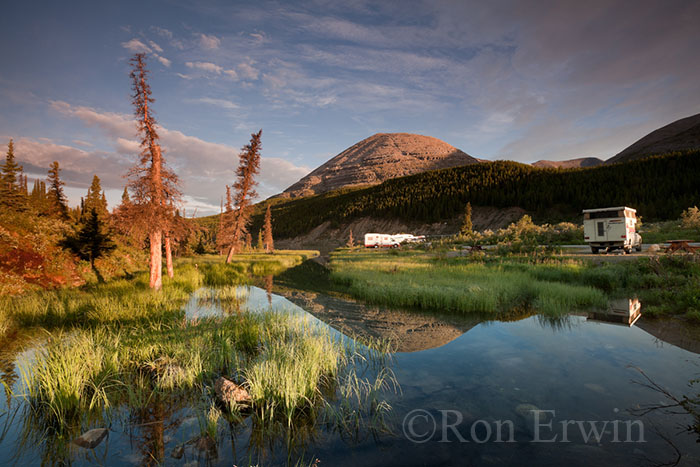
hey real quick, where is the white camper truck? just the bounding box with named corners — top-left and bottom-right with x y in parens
top-left (583, 206), bottom-right (642, 254)
top-left (364, 233), bottom-right (401, 248)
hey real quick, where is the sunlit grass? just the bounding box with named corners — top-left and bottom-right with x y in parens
top-left (330, 250), bottom-right (607, 315)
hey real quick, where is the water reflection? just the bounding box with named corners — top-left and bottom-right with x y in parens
top-left (588, 298), bottom-right (642, 327)
top-left (4, 284), bottom-right (700, 466)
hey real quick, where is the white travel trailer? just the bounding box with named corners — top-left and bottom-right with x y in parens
top-left (391, 233), bottom-right (426, 244)
top-left (583, 206), bottom-right (642, 254)
top-left (364, 233), bottom-right (401, 248)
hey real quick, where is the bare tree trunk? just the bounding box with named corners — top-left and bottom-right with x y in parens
top-left (149, 230), bottom-right (162, 290)
top-left (164, 233), bottom-right (174, 278)
top-left (225, 243), bottom-right (235, 264)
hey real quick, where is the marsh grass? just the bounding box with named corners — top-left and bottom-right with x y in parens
top-left (8, 251), bottom-right (397, 464)
top-left (330, 250), bottom-right (607, 316)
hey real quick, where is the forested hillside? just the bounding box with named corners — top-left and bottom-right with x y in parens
top-left (239, 150), bottom-right (700, 239)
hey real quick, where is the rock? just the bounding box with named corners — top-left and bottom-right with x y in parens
top-left (194, 435), bottom-right (217, 457)
top-left (648, 244), bottom-right (661, 254)
top-left (214, 377), bottom-right (251, 406)
top-left (171, 445), bottom-right (184, 459)
top-left (72, 428), bottom-right (108, 449)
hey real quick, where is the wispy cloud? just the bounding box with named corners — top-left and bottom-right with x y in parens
top-left (198, 33), bottom-right (221, 49)
top-left (156, 55), bottom-right (171, 67)
top-left (121, 38), bottom-right (151, 53)
top-left (189, 97), bottom-right (239, 110)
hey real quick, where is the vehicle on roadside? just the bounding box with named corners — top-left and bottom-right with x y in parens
top-left (583, 206), bottom-right (642, 254)
top-left (364, 233), bottom-right (401, 248)
top-left (391, 233), bottom-right (426, 244)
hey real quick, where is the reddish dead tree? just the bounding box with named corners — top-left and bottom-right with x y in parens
top-left (126, 53), bottom-right (181, 289)
top-left (221, 130), bottom-right (262, 263)
top-left (216, 185), bottom-right (234, 254)
top-left (263, 204), bottom-right (274, 253)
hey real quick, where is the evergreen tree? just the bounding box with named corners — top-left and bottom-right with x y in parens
top-left (61, 208), bottom-right (116, 281)
top-left (257, 229), bottom-right (264, 251)
top-left (0, 139), bottom-right (27, 210)
top-left (460, 202), bottom-right (473, 235)
top-left (245, 232), bottom-right (252, 251)
top-left (262, 204), bottom-right (274, 253)
top-left (84, 175), bottom-right (109, 219)
top-left (47, 161), bottom-right (69, 219)
top-left (121, 186), bottom-right (130, 205)
top-left (30, 179), bottom-right (49, 213)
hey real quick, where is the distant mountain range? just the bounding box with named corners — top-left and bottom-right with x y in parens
top-left (607, 113), bottom-right (700, 164)
top-left (532, 157), bottom-right (604, 169)
top-left (533, 113), bottom-right (700, 168)
top-left (280, 113), bottom-right (699, 197)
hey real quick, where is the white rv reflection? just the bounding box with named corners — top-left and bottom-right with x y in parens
top-left (587, 298), bottom-right (642, 327)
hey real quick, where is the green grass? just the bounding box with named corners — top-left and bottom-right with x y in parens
top-left (639, 220), bottom-right (700, 244)
top-left (330, 250), bottom-right (607, 316)
top-left (8, 251), bottom-right (393, 463)
top-left (330, 249), bottom-right (700, 320)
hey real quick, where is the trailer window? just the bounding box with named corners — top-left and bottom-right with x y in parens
top-left (597, 221), bottom-right (605, 237)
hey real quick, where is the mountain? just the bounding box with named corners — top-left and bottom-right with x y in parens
top-left (251, 150), bottom-right (700, 241)
top-left (281, 133), bottom-right (479, 198)
top-left (607, 113), bottom-right (700, 164)
top-left (532, 157), bottom-right (604, 169)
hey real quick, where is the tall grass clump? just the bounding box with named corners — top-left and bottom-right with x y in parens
top-left (246, 316), bottom-right (344, 423)
top-left (18, 329), bottom-right (121, 427)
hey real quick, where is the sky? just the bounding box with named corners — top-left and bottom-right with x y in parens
top-left (1, 0), bottom-right (699, 215)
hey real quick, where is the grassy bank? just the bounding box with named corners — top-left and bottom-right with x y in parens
top-left (329, 249), bottom-right (700, 320)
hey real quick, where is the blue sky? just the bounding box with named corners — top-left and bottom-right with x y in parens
top-left (1, 0), bottom-right (699, 215)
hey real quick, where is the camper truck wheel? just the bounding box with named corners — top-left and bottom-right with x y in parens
top-left (635, 245), bottom-right (642, 252)
top-left (591, 246), bottom-right (599, 254)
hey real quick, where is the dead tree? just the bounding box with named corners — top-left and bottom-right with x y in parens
top-left (263, 204), bottom-right (274, 253)
top-left (221, 130), bottom-right (262, 263)
top-left (125, 53), bottom-right (181, 289)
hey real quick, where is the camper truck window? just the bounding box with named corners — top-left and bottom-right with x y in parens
top-left (589, 210), bottom-right (619, 219)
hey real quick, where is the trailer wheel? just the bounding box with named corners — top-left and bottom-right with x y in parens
top-left (392, 244), bottom-right (399, 249)
top-left (635, 245), bottom-right (642, 252)
top-left (373, 244), bottom-right (378, 249)
top-left (591, 246), bottom-right (599, 254)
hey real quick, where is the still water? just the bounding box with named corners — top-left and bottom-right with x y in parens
top-left (1, 285), bottom-right (699, 466)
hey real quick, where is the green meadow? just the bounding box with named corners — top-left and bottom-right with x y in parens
top-left (329, 249), bottom-right (700, 319)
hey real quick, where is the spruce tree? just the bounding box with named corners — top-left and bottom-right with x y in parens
top-left (84, 175), bottom-right (109, 219)
top-left (460, 202), bottom-right (473, 235)
top-left (61, 208), bottom-right (116, 281)
top-left (263, 204), bottom-right (274, 253)
top-left (257, 229), bottom-right (264, 251)
top-left (47, 161), bottom-right (69, 219)
top-left (0, 139), bottom-right (27, 210)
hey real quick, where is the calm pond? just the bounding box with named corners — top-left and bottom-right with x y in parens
top-left (2, 282), bottom-right (699, 466)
